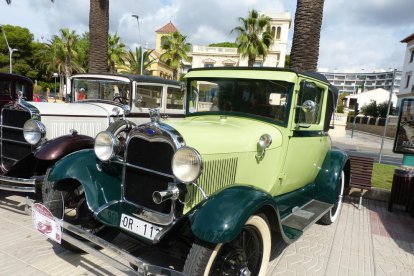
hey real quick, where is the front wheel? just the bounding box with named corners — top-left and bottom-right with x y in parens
top-left (43, 180), bottom-right (118, 252)
top-left (320, 170), bottom-right (345, 225)
top-left (183, 215), bottom-right (271, 276)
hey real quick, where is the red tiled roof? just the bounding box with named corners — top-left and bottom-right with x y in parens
top-left (156, 21), bottom-right (178, 33)
top-left (401, 33), bottom-right (414, 43)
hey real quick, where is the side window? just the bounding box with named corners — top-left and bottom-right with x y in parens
top-left (15, 82), bottom-right (27, 98)
top-left (295, 81), bottom-right (324, 125)
top-left (135, 85), bottom-right (162, 108)
top-left (0, 80), bottom-right (12, 96)
top-left (166, 86), bottom-right (184, 110)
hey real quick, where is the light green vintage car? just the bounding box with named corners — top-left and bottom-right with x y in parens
top-left (41, 67), bottom-right (349, 276)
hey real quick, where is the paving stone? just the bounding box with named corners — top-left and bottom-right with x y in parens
top-left (1, 193), bottom-right (414, 275)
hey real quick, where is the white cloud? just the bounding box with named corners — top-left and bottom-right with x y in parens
top-left (1, 0), bottom-right (412, 72)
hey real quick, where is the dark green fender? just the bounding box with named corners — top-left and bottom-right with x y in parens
top-left (47, 149), bottom-right (123, 213)
top-left (188, 186), bottom-right (281, 244)
top-left (314, 149), bottom-right (349, 203)
top-left (188, 149), bottom-right (348, 245)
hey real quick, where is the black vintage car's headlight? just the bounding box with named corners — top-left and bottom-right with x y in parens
top-left (94, 131), bottom-right (120, 161)
top-left (23, 119), bottom-right (46, 145)
top-left (172, 147), bottom-right (202, 183)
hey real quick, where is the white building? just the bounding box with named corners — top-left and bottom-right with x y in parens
top-left (344, 88), bottom-right (397, 110)
top-left (397, 33), bottom-right (414, 105)
top-left (320, 71), bottom-right (401, 95)
top-left (190, 12), bottom-right (291, 69)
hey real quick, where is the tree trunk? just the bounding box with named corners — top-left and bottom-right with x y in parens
top-left (88, 0), bottom-right (109, 73)
top-left (248, 56), bottom-right (255, 67)
top-left (289, 0), bottom-right (325, 72)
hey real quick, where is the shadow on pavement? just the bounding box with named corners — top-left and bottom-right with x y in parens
top-left (358, 196), bottom-right (414, 254)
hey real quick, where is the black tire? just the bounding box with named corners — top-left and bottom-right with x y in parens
top-left (183, 215), bottom-right (271, 276)
top-left (43, 178), bottom-right (118, 253)
top-left (320, 170), bottom-right (345, 225)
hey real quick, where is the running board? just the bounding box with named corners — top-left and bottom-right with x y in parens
top-left (281, 200), bottom-right (332, 239)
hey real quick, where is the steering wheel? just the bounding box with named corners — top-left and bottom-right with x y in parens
top-left (113, 96), bottom-right (128, 104)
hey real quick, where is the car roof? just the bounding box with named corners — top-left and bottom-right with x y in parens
top-left (186, 67), bottom-right (338, 98)
top-left (71, 73), bottom-right (181, 86)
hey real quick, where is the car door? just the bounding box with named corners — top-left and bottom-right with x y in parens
top-left (163, 85), bottom-right (185, 118)
top-left (279, 79), bottom-right (330, 195)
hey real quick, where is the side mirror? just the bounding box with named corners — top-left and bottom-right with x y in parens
top-left (298, 100), bottom-right (317, 113)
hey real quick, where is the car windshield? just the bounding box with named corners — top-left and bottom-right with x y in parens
top-left (72, 78), bottom-right (131, 104)
top-left (188, 78), bottom-right (293, 124)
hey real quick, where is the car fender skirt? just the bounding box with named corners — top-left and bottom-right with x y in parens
top-left (47, 149), bottom-right (123, 212)
top-left (188, 186), bottom-right (278, 244)
top-left (34, 134), bottom-right (94, 161)
top-left (314, 149), bottom-right (348, 203)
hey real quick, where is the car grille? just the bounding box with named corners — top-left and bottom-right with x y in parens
top-left (1, 108), bottom-right (32, 171)
top-left (124, 136), bottom-right (175, 215)
top-left (185, 157), bottom-right (238, 210)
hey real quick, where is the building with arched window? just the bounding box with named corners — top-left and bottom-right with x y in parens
top-left (191, 12), bottom-right (291, 69)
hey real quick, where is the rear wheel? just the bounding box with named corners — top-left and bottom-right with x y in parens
top-left (183, 215), bottom-right (271, 276)
top-left (43, 179), bottom-right (118, 252)
top-left (320, 170), bottom-right (345, 225)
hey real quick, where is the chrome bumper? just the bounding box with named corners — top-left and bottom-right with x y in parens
top-left (61, 220), bottom-right (185, 276)
top-left (0, 175), bottom-right (43, 193)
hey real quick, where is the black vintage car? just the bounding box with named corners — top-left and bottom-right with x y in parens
top-left (0, 73), bottom-right (33, 108)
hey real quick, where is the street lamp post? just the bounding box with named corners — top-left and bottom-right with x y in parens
top-left (131, 14), bottom-right (144, 75)
top-left (378, 69), bottom-right (396, 163)
top-left (52, 73), bottom-right (58, 97)
top-left (0, 25), bottom-right (18, 73)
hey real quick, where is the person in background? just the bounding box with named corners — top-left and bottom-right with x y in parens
top-left (76, 88), bottom-right (87, 101)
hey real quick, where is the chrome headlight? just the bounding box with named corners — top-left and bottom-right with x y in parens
top-left (172, 147), bottom-right (202, 183)
top-left (94, 131), bottom-right (119, 161)
top-left (23, 119), bottom-right (46, 145)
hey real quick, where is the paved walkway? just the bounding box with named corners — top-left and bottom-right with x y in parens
top-left (0, 193), bottom-right (413, 275)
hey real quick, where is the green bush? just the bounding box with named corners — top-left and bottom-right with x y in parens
top-left (377, 101), bottom-right (395, 117)
top-left (361, 100), bottom-right (378, 117)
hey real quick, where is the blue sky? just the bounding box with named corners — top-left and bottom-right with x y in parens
top-left (0, 0), bottom-right (413, 72)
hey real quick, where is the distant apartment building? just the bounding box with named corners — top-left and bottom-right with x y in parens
top-left (320, 71), bottom-right (401, 95)
top-left (397, 33), bottom-right (414, 105)
top-left (190, 12), bottom-right (291, 69)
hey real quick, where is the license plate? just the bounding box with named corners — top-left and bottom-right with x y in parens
top-left (120, 213), bottom-right (163, 240)
top-left (32, 203), bottom-right (62, 244)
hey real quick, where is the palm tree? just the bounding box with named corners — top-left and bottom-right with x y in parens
top-left (122, 47), bottom-right (156, 75)
top-left (160, 31), bottom-right (191, 80)
top-left (88, 0), bottom-right (109, 73)
top-left (41, 29), bottom-right (85, 96)
top-left (289, 0), bottom-right (325, 71)
top-left (108, 33), bottom-right (125, 73)
top-left (232, 9), bottom-right (273, 67)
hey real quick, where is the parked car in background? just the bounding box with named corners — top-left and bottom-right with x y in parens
top-left (33, 95), bottom-right (48, 102)
top-left (40, 67), bottom-right (349, 275)
top-left (0, 73), bottom-right (33, 108)
top-left (0, 74), bottom-right (184, 195)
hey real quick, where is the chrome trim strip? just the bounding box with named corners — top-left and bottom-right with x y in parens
top-left (59, 220), bottom-right (185, 276)
top-left (0, 125), bottom-right (24, 131)
top-left (124, 162), bottom-right (175, 179)
top-left (1, 156), bottom-right (19, 162)
top-left (0, 175), bottom-right (43, 193)
top-left (0, 138), bottom-right (30, 146)
top-left (0, 184), bottom-right (36, 193)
